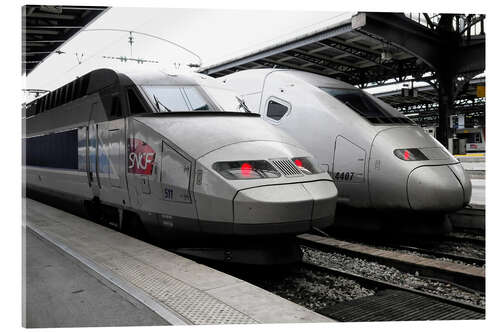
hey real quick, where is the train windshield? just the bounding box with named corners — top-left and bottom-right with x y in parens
top-left (141, 85), bottom-right (249, 113)
top-left (202, 86), bottom-right (250, 113)
top-left (320, 87), bottom-right (414, 125)
top-left (142, 85), bottom-right (215, 112)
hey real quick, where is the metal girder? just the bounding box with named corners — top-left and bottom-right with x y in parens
top-left (281, 49), bottom-right (353, 75)
top-left (24, 29), bottom-right (60, 35)
top-left (353, 12), bottom-right (485, 145)
top-left (23, 5), bottom-right (108, 75)
top-left (24, 12), bottom-right (76, 20)
top-left (25, 39), bottom-right (67, 43)
top-left (26, 25), bottom-right (84, 29)
top-left (318, 38), bottom-right (382, 65)
top-left (451, 41), bottom-right (485, 74)
top-left (352, 12), bottom-right (485, 74)
top-left (317, 37), bottom-right (429, 84)
top-left (255, 58), bottom-right (338, 77)
top-left (352, 12), bottom-right (444, 69)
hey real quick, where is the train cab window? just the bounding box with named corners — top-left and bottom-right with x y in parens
top-left (320, 87), bottom-right (412, 124)
top-left (144, 86), bottom-right (189, 112)
top-left (142, 85), bottom-right (215, 112)
top-left (267, 100), bottom-right (288, 121)
top-left (127, 88), bottom-right (149, 115)
top-left (183, 87), bottom-right (210, 111)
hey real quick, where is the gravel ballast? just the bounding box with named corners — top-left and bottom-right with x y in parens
top-left (302, 246), bottom-right (485, 307)
top-left (252, 265), bottom-right (376, 312)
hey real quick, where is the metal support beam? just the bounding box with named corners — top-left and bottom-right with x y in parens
top-left (281, 49), bottom-right (353, 75)
top-left (24, 29), bottom-right (59, 35)
top-left (201, 22), bottom-right (352, 75)
top-left (354, 12), bottom-right (485, 146)
top-left (26, 25), bottom-right (84, 29)
top-left (24, 12), bottom-right (76, 20)
top-left (255, 59), bottom-right (338, 78)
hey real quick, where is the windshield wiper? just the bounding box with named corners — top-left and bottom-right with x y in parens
top-left (236, 96), bottom-right (251, 113)
top-left (153, 94), bottom-right (172, 113)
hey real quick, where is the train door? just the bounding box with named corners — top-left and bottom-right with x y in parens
top-left (87, 102), bottom-right (101, 197)
top-left (124, 87), bottom-right (157, 208)
top-left (332, 136), bottom-right (366, 183)
top-left (102, 94), bottom-right (126, 189)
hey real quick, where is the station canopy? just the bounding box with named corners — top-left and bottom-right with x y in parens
top-left (22, 5), bottom-right (108, 75)
top-left (201, 14), bottom-right (431, 86)
top-left (374, 76), bottom-right (485, 126)
top-left (200, 12), bottom-right (485, 123)
top-left (202, 13), bottom-right (484, 87)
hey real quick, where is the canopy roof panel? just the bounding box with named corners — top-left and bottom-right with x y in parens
top-left (22, 5), bottom-right (108, 75)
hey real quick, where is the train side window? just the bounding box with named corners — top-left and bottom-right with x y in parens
top-left (266, 100), bottom-right (288, 121)
top-left (127, 88), bottom-right (148, 115)
top-left (110, 95), bottom-right (123, 117)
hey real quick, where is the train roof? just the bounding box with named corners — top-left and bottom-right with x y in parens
top-left (24, 68), bottom-right (220, 118)
top-left (221, 68), bottom-right (355, 91)
top-left (123, 68), bottom-right (218, 87)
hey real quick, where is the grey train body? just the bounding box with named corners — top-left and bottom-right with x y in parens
top-left (24, 68), bottom-right (338, 244)
top-left (219, 69), bottom-right (472, 212)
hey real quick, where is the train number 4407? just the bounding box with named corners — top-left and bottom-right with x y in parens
top-left (334, 171), bottom-right (354, 181)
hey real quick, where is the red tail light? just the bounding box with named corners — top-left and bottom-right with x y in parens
top-left (241, 163), bottom-right (252, 177)
top-left (291, 157), bottom-right (321, 175)
top-left (212, 160), bottom-right (281, 180)
top-left (394, 149), bottom-right (429, 161)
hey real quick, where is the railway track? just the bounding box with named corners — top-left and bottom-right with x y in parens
top-left (396, 244), bottom-right (485, 266)
top-left (302, 260), bottom-right (485, 321)
top-left (445, 233), bottom-right (485, 247)
top-left (298, 233), bottom-right (485, 292)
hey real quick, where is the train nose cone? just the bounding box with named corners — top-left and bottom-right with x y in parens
top-left (448, 163), bottom-right (472, 205)
top-left (407, 165), bottom-right (469, 211)
top-left (232, 181), bottom-right (337, 235)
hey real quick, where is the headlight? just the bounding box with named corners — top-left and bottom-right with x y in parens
top-left (212, 160), bottom-right (281, 180)
top-left (394, 149), bottom-right (429, 161)
top-left (292, 157), bottom-right (321, 175)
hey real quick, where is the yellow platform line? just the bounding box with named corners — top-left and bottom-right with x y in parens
top-left (454, 153), bottom-right (485, 157)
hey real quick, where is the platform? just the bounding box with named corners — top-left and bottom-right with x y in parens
top-left (24, 228), bottom-right (168, 328)
top-left (470, 178), bottom-right (485, 208)
top-left (456, 154), bottom-right (485, 179)
top-left (448, 177), bottom-right (485, 231)
top-left (23, 198), bottom-right (332, 327)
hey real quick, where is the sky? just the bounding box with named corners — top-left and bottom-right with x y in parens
top-left (25, 7), bottom-right (353, 96)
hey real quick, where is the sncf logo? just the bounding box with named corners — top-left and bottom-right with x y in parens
top-left (128, 138), bottom-right (156, 175)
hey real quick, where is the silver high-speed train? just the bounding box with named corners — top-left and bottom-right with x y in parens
top-left (219, 69), bottom-right (471, 229)
top-left (23, 68), bottom-right (338, 263)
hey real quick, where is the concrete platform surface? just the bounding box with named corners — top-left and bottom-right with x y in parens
top-left (461, 161), bottom-right (485, 172)
top-left (24, 229), bottom-right (169, 328)
top-left (455, 154), bottom-right (485, 163)
top-left (23, 198), bottom-right (332, 326)
top-left (470, 178), bottom-right (485, 208)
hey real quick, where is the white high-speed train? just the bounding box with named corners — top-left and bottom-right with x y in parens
top-left (23, 68), bottom-right (338, 263)
top-left (219, 69), bottom-right (471, 227)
